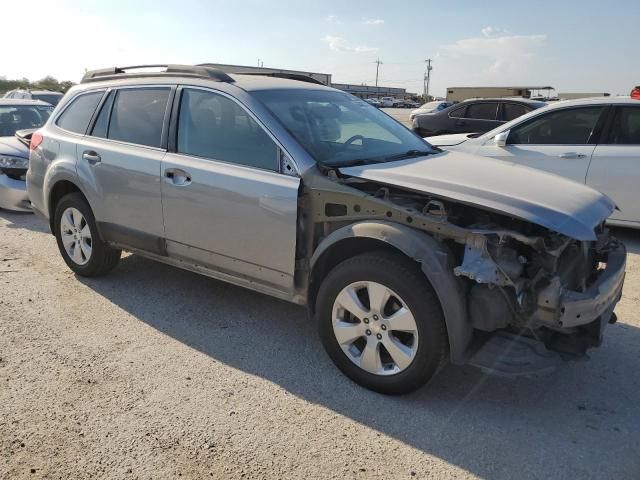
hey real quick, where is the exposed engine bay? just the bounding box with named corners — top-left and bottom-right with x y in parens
top-left (303, 170), bottom-right (626, 358)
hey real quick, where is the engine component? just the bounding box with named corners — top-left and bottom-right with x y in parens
top-left (469, 284), bottom-right (514, 332)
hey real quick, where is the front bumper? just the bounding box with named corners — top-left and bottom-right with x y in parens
top-left (0, 172), bottom-right (31, 212)
top-left (559, 241), bottom-right (626, 329)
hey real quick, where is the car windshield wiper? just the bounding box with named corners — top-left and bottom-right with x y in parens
top-left (383, 149), bottom-right (435, 161)
top-left (321, 157), bottom-right (387, 168)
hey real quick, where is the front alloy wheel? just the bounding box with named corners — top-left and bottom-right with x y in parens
top-left (332, 281), bottom-right (419, 375)
top-left (317, 251), bottom-right (447, 395)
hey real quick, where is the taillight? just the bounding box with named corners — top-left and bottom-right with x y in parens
top-left (30, 132), bottom-right (43, 151)
top-left (631, 86), bottom-right (640, 100)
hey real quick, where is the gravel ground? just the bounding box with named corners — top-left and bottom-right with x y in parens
top-left (1, 207), bottom-right (640, 480)
top-left (0, 211), bottom-right (640, 479)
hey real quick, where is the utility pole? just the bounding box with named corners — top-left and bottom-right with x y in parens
top-left (424, 58), bottom-right (433, 101)
top-left (374, 58), bottom-right (383, 87)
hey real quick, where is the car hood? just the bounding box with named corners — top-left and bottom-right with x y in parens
top-left (425, 133), bottom-right (477, 147)
top-left (0, 136), bottom-right (29, 159)
top-left (339, 151), bottom-right (615, 241)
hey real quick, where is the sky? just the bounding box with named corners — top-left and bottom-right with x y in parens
top-left (3, 0), bottom-right (639, 97)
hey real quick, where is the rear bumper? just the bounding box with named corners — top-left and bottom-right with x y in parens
top-left (0, 173), bottom-right (31, 212)
top-left (560, 241), bottom-right (626, 329)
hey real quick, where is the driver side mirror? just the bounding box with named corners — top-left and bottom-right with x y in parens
top-left (494, 130), bottom-right (509, 147)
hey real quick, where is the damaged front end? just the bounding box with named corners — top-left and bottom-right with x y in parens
top-left (303, 170), bottom-right (626, 360)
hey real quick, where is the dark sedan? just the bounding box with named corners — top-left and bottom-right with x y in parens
top-left (412, 98), bottom-right (546, 137)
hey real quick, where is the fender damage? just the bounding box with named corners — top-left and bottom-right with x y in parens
top-left (301, 155), bottom-right (626, 361)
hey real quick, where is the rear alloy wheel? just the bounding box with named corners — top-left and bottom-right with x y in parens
top-left (317, 251), bottom-right (447, 395)
top-left (59, 207), bottom-right (92, 266)
top-left (54, 192), bottom-right (121, 277)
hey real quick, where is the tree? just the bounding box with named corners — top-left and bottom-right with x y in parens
top-left (0, 75), bottom-right (75, 95)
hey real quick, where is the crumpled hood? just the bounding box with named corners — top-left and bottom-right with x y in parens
top-left (425, 133), bottom-right (476, 147)
top-left (0, 136), bottom-right (29, 159)
top-left (339, 150), bottom-right (615, 241)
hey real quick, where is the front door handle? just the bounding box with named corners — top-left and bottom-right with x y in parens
top-left (82, 150), bottom-right (101, 164)
top-left (165, 168), bottom-right (192, 186)
top-left (559, 152), bottom-right (587, 159)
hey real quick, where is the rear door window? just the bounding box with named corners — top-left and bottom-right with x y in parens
top-left (449, 105), bottom-right (466, 118)
top-left (465, 102), bottom-right (498, 120)
top-left (108, 88), bottom-right (170, 148)
top-left (605, 107), bottom-right (640, 145)
top-left (508, 107), bottom-right (604, 145)
top-left (56, 91), bottom-right (104, 134)
top-left (90, 91), bottom-right (115, 138)
top-left (502, 103), bottom-right (529, 121)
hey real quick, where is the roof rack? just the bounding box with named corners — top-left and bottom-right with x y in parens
top-left (80, 64), bottom-right (234, 84)
top-left (231, 71), bottom-right (325, 85)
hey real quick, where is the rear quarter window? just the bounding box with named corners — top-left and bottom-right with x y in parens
top-left (56, 91), bottom-right (104, 134)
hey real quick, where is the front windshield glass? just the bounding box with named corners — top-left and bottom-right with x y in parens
top-left (419, 101), bottom-right (442, 110)
top-left (0, 105), bottom-right (52, 137)
top-left (254, 89), bottom-right (435, 166)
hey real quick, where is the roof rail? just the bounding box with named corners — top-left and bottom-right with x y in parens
top-left (80, 64), bottom-right (234, 84)
top-left (231, 72), bottom-right (325, 85)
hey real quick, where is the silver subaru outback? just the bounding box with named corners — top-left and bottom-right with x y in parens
top-left (27, 65), bottom-right (626, 394)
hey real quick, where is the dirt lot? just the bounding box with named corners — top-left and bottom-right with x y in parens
top-left (1, 208), bottom-right (639, 480)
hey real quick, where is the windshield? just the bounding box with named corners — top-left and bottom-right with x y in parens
top-left (0, 105), bottom-right (52, 137)
top-left (419, 101), bottom-right (442, 110)
top-left (32, 93), bottom-right (63, 106)
top-left (254, 89), bottom-right (436, 166)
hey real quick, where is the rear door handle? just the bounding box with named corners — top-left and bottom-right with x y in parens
top-left (559, 152), bottom-right (587, 159)
top-left (82, 150), bottom-right (101, 164)
top-left (164, 168), bottom-right (192, 186)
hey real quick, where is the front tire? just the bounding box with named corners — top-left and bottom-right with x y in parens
top-left (316, 251), bottom-right (447, 395)
top-left (54, 193), bottom-right (121, 277)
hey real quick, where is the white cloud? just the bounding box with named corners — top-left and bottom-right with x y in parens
top-left (481, 26), bottom-right (510, 37)
top-left (323, 35), bottom-right (379, 54)
top-left (363, 18), bottom-right (384, 25)
top-left (439, 28), bottom-right (546, 77)
top-left (326, 14), bottom-right (340, 24)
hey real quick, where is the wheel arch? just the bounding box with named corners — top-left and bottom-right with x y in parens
top-left (47, 178), bottom-right (92, 235)
top-left (309, 221), bottom-right (472, 364)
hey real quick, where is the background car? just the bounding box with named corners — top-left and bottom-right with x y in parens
top-left (409, 101), bottom-right (453, 120)
top-left (3, 89), bottom-right (64, 106)
top-left (412, 98), bottom-right (546, 136)
top-left (0, 99), bottom-right (53, 211)
top-left (364, 98), bottom-right (381, 108)
top-left (426, 97), bottom-right (640, 228)
top-left (380, 96), bottom-right (402, 107)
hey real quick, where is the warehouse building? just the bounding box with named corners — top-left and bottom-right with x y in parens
top-left (446, 86), bottom-right (555, 102)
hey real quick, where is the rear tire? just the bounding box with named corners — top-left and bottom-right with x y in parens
top-left (54, 193), bottom-right (121, 277)
top-left (316, 251), bottom-right (448, 395)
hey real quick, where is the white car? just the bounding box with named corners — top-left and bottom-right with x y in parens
top-left (426, 97), bottom-right (640, 228)
top-left (409, 101), bottom-right (452, 120)
top-left (380, 96), bottom-right (401, 108)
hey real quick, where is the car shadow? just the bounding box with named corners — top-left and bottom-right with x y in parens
top-left (75, 252), bottom-right (640, 479)
top-left (0, 209), bottom-right (49, 233)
